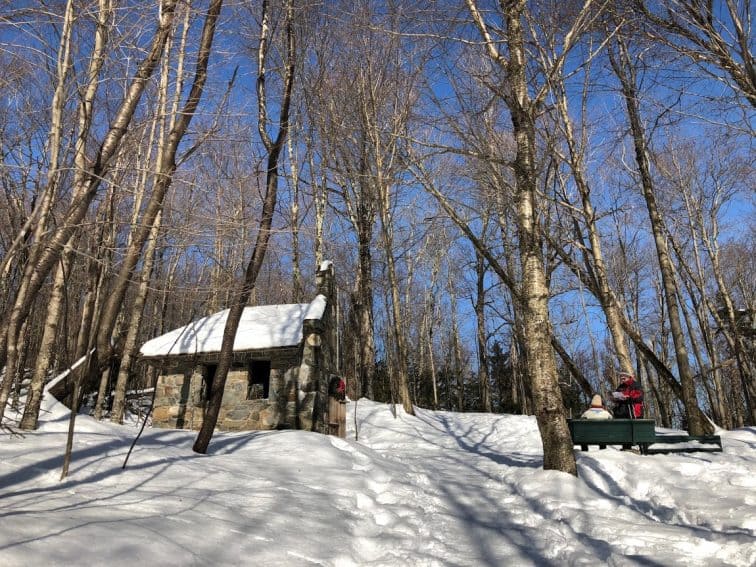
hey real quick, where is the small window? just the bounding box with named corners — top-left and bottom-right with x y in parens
top-left (247, 360), bottom-right (271, 400)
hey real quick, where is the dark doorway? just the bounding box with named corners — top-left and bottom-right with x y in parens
top-left (203, 364), bottom-right (217, 401)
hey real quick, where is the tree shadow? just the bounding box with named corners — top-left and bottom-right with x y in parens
top-left (578, 456), bottom-right (755, 539)
top-left (390, 411), bottom-right (638, 564)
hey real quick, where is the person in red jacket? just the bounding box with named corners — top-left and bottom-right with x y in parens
top-left (612, 372), bottom-right (644, 418)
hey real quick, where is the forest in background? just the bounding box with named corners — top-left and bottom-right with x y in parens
top-left (0, 0), bottom-right (753, 473)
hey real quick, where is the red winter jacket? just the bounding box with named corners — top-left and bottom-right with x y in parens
top-left (614, 379), bottom-right (644, 418)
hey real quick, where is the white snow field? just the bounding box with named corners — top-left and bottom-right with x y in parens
top-left (1, 397), bottom-right (754, 566)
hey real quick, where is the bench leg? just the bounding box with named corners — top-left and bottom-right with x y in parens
top-left (581, 444), bottom-right (588, 451)
top-left (599, 444), bottom-right (606, 450)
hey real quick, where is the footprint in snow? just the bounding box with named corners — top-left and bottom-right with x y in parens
top-left (329, 436), bottom-right (372, 471)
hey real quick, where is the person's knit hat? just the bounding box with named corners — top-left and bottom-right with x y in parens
top-left (618, 372), bottom-right (634, 383)
top-left (591, 394), bottom-right (603, 407)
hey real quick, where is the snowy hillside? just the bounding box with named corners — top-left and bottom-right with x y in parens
top-left (1, 397), bottom-right (754, 566)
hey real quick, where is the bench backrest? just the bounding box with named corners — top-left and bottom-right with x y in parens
top-left (568, 419), bottom-right (656, 444)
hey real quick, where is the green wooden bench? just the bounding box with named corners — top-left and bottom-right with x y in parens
top-left (568, 419), bottom-right (656, 454)
top-left (567, 419), bottom-right (723, 455)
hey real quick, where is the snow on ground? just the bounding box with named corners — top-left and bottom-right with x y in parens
top-left (1, 398), bottom-right (754, 566)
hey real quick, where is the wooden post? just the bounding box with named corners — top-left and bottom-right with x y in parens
top-left (328, 396), bottom-right (346, 438)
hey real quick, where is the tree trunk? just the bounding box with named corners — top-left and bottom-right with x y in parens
top-left (450, 288), bottom-right (464, 412)
top-left (609, 38), bottom-right (707, 435)
top-left (0, 0), bottom-right (178, 425)
top-left (287, 134), bottom-right (304, 302)
top-left (19, 244), bottom-right (72, 429)
top-left (486, 0), bottom-right (575, 473)
top-left (310, 154), bottom-right (327, 267)
top-left (355, 215), bottom-right (376, 400)
top-left (428, 321), bottom-right (439, 410)
top-left (475, 252), bottom-right (492, 412)
top-left (193, 0), bottom-right (294, 453)
top-left (457, 0), bottom-right (579, 472)
top-left (377, 188), bottom-right (414, 416)
top-left (110, 212), bottom-right (163, 423)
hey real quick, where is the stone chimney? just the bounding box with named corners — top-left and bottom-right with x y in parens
top-left (315, 260), bottom-right (336, 374)
top-left (315, 260), bottom-right (335, 303)
top-left (298, 261), bottom-right (337, 433)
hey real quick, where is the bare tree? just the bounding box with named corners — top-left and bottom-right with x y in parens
top-left (0, 0), bottom-right (180, 426)
top-left (458, 0), bottom-right (615, 474)
top-left (535, 28), bottom-right (636, 379)
top-left (21, 0), bottom-right (118, 429)
top-left (655, 139), bottom-right (755, 425)
top-left (304, 1), bottom-right (424, 411)
top-left (608, 33), bottom-right (710, 435)
top-left (193, 0), bottom-right (296, 453)
top-left (92, 0), bottom-right (224, 395)
top-left (636, 0), bottom-right (756, 109)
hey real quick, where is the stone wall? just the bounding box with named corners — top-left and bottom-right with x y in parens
top-left (152, 347), bottom-right (301, 431)
top-left (152, 368), bottom-right (204, 430)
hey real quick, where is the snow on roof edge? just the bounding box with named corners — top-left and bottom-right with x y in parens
top-left (304, 294), bottom-right (327, 320)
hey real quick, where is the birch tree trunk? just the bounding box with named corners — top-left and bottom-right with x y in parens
top-left (0, 0), bottom-right (179, 425)
top-left (18, 243), bottom-right (72, 429)
top-left (311, 154), bottom-right (327, 267)
top-left (93, 0), bottom-right (223, 386)
top-left (465, 0), bottom-right (577, 473)
top-left (287, 134), bottom-right (304, 301)
top-left (110, 212), bottom-right (163, 423)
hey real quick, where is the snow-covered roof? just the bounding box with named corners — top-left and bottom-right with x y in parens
top-left (140, 295), bottom-right (327, 358)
